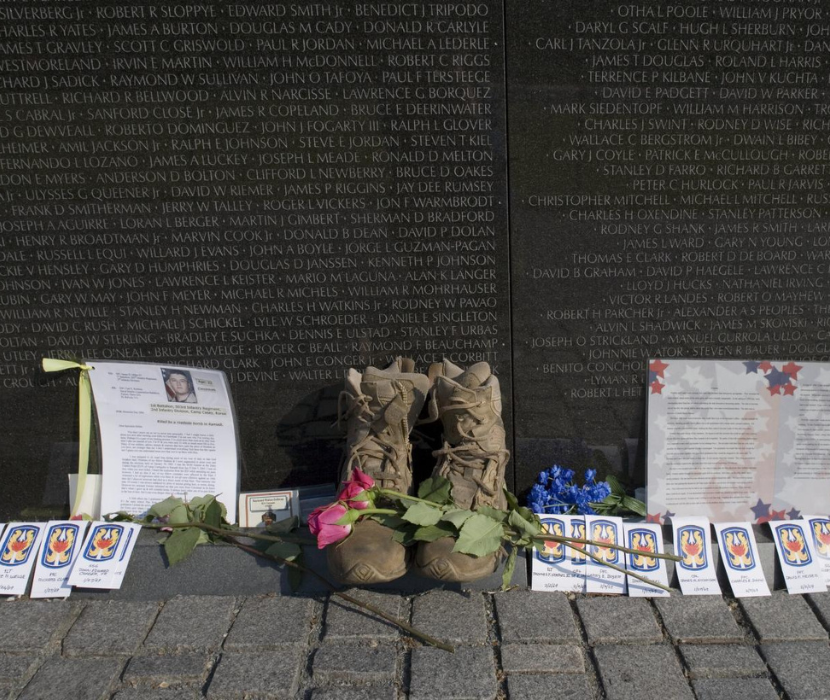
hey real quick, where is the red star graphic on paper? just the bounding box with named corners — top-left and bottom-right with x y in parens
top-left (649, 359), bottom-right (669, 378)
top-left (768, 385), bottom-right (782, 395)
top-left (646, 513), bottom-right (662, 524)
top-left (769, 509), bottom-right (787, 521)
top-left (759, 361), bottom-right (774, 372)
top-left (783, 384), bottom-right (797, 396)
top-left (650, 381), bottom-right (665, 394)
top-left (782, 362), bottom-right (802, 379)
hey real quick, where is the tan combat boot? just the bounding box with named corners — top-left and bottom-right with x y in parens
top-left (327, 358), bottom-right (430, 584)
top-left (415, 360), bottom-right (510, 582)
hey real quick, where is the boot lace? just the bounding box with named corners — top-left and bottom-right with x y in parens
top-left (337, 384), bottom-right (411, 488)
top-left (432, 396), bottom-right (510, 503)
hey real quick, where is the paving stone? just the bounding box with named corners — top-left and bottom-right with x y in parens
top-left (123, 653), bottom-right (212, 687)
top-left (324, 590), bottom-right (406, 640)
top-left (113, 689), bottom-right (201, 700)
top-left (500, 644), bottom-right (585, 673)
top-left (410, 646), bottom-right (497, 700)
top-left (594, 644), bottom-right (694, 700)
top-left (692, 678), bottom-right (779, 700)
top-left (309, 687), bottom-right (397, 700)
top-left (63, 601), bottom-right (159, 657)
top-left (0, 653), bottom-right (36, 682)
top-left (762, 641), bottom-right (830, 700)
top-left (0, 600), bottom-right (74, 652)
top-left (506, 674), bottom-right (594, 699)
top-left (494, 591), bottom-right (578, 643)
top-left (741, 593), bottom-right (828, 642)
top-left (207, 650), bottom-right (303, 699)
top-left (577, 598), bottom-right (661, 644)
top-left (17, 657), bottom-right (122, 700)
top-left (144, 596), bottom-right (236, 653)
top-left (224, 595), bottom-right (314, 650)
top-left (806, 591), bottom-right (830, 631)
top-left (679, 644), bottom-right (767, 678)
top-left (411, 590), bottom-right (488, 644)
top-left (654, 596), bottom-right (744, 643)
top-left (313, 643), bottom-right (396, 683)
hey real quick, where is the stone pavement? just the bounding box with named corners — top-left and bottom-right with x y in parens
top-left (2, 588), bottom-right (830, 699)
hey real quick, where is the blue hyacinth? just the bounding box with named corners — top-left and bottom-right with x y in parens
top-left (528, 464), bottom-right (612, 516)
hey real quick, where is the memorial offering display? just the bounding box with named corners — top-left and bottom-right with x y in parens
top-left (647, 358), bottom-right (830, 523)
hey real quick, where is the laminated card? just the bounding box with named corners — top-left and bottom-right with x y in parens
top-left (31, 521), bottom-right (89, 599)
top-left (805, 516), bottom-right (830, 585)
top-left (584, 515), bottom-right (626, 594)
top-left (68, 522), bottom-right (129, 590)
top-left (671, 517), bottom-right (721, 595)
top-left (623, 522), bottom-right (669, 598)
top-left (713, 522), bottom-right (770, 597)
top-left (770, 520), bottom-right (827, 594)
top-left (109, 523), bottom-right (141, 590)
top-left (0, 523), bottom-right (46, 596)
top-left (647, 359), bottom-right (830, 523)
top-left (87, 361), bottom-right (239, 523)
top-left (532, 515), bottom-right (585, 593)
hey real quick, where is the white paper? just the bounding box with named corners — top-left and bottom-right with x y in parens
top-left (624, 523), bottom-right (670, 597)
top-left (68, 474), bottom-right (102, 519)
top-left (584, 515), bottom-right (626, 594)
top-left (30, 521), bottom-right (89, 599)
top-left (646, 359), bottom-right (830, 523)
top-left (239, 490), bottom-right (298, 528)
top-left (770, 519), bottom-right (827, 594)
top-left (68, 522), bottom-right (130, 589)
top-left (672, 517), bottom-right (721, 595)
top-left (805, 516), bottom-right (830, 585)
top-left (0, 523), bottom-right (46, 596)
top-left (713, 522), bottom-right (770, 597)
top-left (87, 361), bottom-right (239, 523)
top-left (532, 515), bottom-right (586, 593)
top-left (108, 523), bottom-right (141, 590)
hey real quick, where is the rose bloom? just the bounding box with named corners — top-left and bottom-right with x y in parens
top-left (337, 468), bottom-right (376, 510)
top-left (308, 502), bottom-right (352, 548)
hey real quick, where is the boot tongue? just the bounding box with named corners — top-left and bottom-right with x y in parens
top-left (455, 362), bottom-right (490, 388)
top-left (363, 365), bottom-right (429, 429)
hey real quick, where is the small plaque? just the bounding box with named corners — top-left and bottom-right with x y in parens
top-left (31, 521), bottom-right (89, 599)
top-left (531, 515), bottom-right (586, 593)
top-left (239, 490), bottom-right (298, 528)
top-left (671, 516), bottom-right (721, 596)
top-left (623, 522), bottom-right (669, 598)
top-left (770, 520), bottom-right (827, 595)
top-left (0, 523), bottom-right (46, 596)
top-left (713, 522), bottom-right (770, 598)
top-left (584, 515), bottom-right (626, 594)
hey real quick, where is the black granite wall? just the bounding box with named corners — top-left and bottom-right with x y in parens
top-left (2, 0), bottom-right (829, 518)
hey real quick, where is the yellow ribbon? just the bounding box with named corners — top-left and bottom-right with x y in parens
top-left (42, 358), bottom-right (94, 518)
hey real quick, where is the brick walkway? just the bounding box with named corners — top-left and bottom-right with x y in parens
top-left (2, 589), bottom-right (830, 699)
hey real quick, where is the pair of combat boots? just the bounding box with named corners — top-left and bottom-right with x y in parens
top-left (328, 358), bottom-right (510, 584)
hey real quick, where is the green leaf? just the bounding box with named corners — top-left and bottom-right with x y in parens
top-left (164, 527), bottom-right (202, 566)
top-left (168, 503), bottom-right (191, 526)
top-left (390, 524), bottom-right (419, 546)
top-left (266, 516), bottom-right (300, 535)
top-left (402, 502), bottom-right (442, 527)
top-left (475, 505), bottom-right (508, 523)
top-left (508, 509), bottom-right (542, 538)
top-left (504, 487), bottom-right (520, 511)
top-left (266, 541), bottom-right (302, 561)
top-left (412, 522), bottom-right (456, 543)
top-left (622, 496), bottom-right (647, 517)
top-left (204, 499), bottom-right (222, 528)
top-left (417, 476), bottom-right (453, 505)
top-left (148, 496), bottom-right (185, 519)
top-left (441, 509), bottom-right (473, 529)
top-left (453, 513), bottom-right (504, 557)
top-left (501, 547), bottom-right (518, 590)
top-left (367, 513), bottom-right (407, 530)
top-left (606, 474), bottom-right (626, 496)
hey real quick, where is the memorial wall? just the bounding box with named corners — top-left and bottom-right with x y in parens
top-left (0, 0), bottom-right (509, 518)
top-left (2, 0), bottom-right (829, 519)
